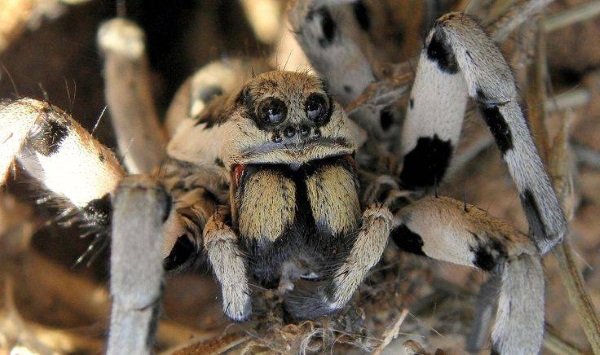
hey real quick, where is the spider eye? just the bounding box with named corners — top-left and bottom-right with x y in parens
top-left (305, 94), bottom-right (328, 124)
top-left (259, 98), bottom-right (287, 125)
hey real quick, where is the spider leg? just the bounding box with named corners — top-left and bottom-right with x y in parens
top-left (288, 0), bottom-right (400, 145)
top-left (466, 273), bottom-right (500, 352)
top-left (108, 175), bottom-right (169, 355)
top-left (97, 18), bottom-right (166, 174)
top-left (400, 12), bottom-right (567, 254)
top-left (204, 205), bottom-right (252, 321)
top-left (165, 58), bottom-right (273, 136)
top-left (288, 0), bottom-right (374, 107)
top-left (328, 204), bottom-right (392, 309)
top-left (0, 99), bottom-right (124, 224)
top-left (392, 196), bottom-right (544, 354)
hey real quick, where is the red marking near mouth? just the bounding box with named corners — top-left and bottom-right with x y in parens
top-left (232, 164), bottom-right (246, 186)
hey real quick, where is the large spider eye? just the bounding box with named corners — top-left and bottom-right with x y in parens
top-left (259, 98), bottom-right (287, 125)
top-left (305, 94), bottom-right (328, 124)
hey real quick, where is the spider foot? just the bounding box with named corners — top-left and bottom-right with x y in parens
top-left (98, 18), bottom-right (145, 60)
top-left (204, 211), bottom-right (252, 322)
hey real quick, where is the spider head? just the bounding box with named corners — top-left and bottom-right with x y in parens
top-left (166, 71), bottom-right (366, 184)
top-left (225, 71), bottom-right (361, 167)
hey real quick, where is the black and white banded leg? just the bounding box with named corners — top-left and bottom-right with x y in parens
top-left (165, 58), bottom-right (273, 136)
top-left (288, 0), bottom-right (402, 145)
top-left (399, 12), bottom-right (567, 254)
top-left (391, 196), bottom-right (544, 354)
top-left (0, 99), bottom-right (124, 225)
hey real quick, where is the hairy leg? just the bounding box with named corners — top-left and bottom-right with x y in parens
top-left (329, 204), bottom-right (392, 309)
top-left (0, 98), bottom-right (124, 226)
top-left (204, 205), bottom-right (252, 321)
top-left (285, 204), bottom-right (392, 319)
top-left (288, 0), bottom-right (401, 146)
top-left (392, 196), bottom-right (544, 354)
top-left (399, 13), bottom-right (567, 254)
top-left (98, 18), bottom-right (166, 174)
top-left (108, 175), bottom-right (170, 355)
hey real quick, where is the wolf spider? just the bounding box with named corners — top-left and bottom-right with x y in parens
top-left (0, 1), bottom-right (570, 354)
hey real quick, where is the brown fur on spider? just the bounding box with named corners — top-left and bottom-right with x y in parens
top-left (0, 2), bottom-right (568, 354)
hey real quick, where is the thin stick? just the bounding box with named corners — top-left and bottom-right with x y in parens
top-left (520, 13), bottom-right (600, 352)
top-left (546, 104), bottom-right (600, 353)
top-left (544, 1), bottom-right (600, 33)
top-left (489, 0), bottom-right (555, 42)
top-left (553, 244), bottom-right (600, 354)
top-left (545, 88), bottom-right (591, 113)
top-left (526, 19), bottom-right (549, 160)
top-left (543, 324), bottom-right (586, 355)
top-left (373, 308), bottom-right (410, 355)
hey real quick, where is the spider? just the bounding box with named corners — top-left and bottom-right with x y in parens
top-left (0, 1), bottom-right (569, 354)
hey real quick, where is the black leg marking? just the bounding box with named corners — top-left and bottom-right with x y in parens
top-left (471, 237), bottom-right (507, 272)
top-left (28, 119), bottom-right (69, 156)
top-left (82, 193), bottom-right (112, 229)
top-left (197, 85), bottom-right (224, 104)
top-left (473, 248), bottom-right (498, 271)
top-left (391, 224), bottom-right (426, 256)
top-left (320, 9), bottom-right (336, 46)
top-left (409, 98), bottom-right (414, 109)
top-left (309, 8), bottom-right (337, 47)
top-left (352, 1), bottom-right (371, 32)
top-left (521, 189), bottom-right (546, 240)
top-left (480, 105), bottom-right (513, 155)
top-left (426, 28), bottom-right (459, 74)
top-left (400, 135), bottom-right (452, 189)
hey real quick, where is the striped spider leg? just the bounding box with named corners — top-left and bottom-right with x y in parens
top-left (290, 1), bottom-right (568, 353)
top-left (0, 20), bottom-right (255, 353)
top-left (0, 98), bottom-right (172, 354)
